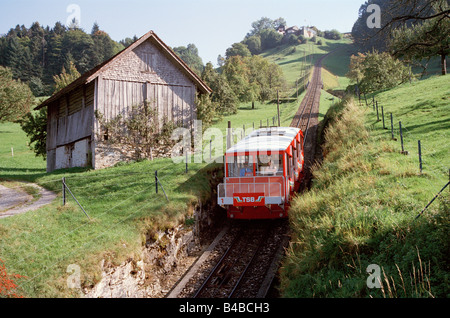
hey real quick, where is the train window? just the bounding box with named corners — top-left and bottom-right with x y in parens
top-left (293, 145), bottom-right (297, 165)
top-left (256, 154), bottom-right (283, 176)
top-left (227, 155), bottom-right (253, 177)
top-left (289, 149), bottom-right (294, 179)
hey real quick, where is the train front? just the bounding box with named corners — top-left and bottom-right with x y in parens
top-left (217, 127), bottom-right (302, 219)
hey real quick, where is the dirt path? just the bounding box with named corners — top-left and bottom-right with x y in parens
top-left (0, 183), bottom-right (57, 219)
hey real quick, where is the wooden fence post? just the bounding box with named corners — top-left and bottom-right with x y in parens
top-left (62, 177), bottom-right (66, 206)
top-left (390, 113), bottom-right (395, 140)
top-left (418, 140), bottom-right (423, 173)
top-left (376, 102), bottom-right (379, 121)
top-left (277, 89), bottom-right (281, 127)
top-left (155, 170), bottom-right (158, 194)
top-left (399, 121), bottom-right (407, 154)
top-left (227, 121), bottom-right (231, 149)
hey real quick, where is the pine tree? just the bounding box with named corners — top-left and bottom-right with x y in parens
top-left (53, 60), bottom-right (81, 92)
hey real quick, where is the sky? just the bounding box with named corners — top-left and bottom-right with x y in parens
top-left (0, 0), bottom-right (364, 66)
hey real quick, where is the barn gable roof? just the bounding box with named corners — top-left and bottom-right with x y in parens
top-left (35, 30), bottom-right (211, 110)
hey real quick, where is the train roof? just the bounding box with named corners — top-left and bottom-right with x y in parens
top-left (225, 127), bottom-right (301, 155)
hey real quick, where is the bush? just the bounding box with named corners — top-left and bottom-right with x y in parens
top-left (347, 51), bottom-right (411, 93)
top-left (324, 29), bottom-right (342, 40)
top-left (19, 107), bottom-right (47, 159)
top-left (0, 259), bottom-right (25, 298)
top-left (0, 66), bottom-right (34, 123)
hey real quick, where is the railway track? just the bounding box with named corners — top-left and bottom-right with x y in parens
top-left (168, 54), bottom-right (328, 300)
top-left (290, 54), bottom-right (327, 190)
top-left (168, 220), bottom-right (289, 298)
top-left (290, 56), bottom-right (324, 137)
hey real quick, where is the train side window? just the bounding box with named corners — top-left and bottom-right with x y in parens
top-left (288, 146), bottom-right (294, 179)
top-left (293, 144), bottom-right (297, 164)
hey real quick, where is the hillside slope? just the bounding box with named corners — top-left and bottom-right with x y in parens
top-left (281, 75), bottom-right (449, 298)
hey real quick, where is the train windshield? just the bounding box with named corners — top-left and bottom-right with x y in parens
top-left (256, 154), bottom-right (283, 176)
top-left (227, 155), bottom-right (254, 177)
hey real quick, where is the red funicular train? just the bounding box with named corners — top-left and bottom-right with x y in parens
top-left (217, 127), bottom-right (305, 219)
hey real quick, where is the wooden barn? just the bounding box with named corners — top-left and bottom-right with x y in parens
top-left (35, 30), bottom-right (212, 172)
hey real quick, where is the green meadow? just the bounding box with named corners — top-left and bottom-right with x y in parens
top-left (0, 119), bottom-right (221, 297)
top-left (281, 75), bottom-right (449, 298)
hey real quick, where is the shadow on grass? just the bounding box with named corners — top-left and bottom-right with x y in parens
top-left (175, 162), bottom-right (223, 202)
top-left (0, 166), bottom-right (92, 183)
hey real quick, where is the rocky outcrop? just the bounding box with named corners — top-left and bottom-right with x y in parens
top-left (84, 225), bottom-right (200, 298)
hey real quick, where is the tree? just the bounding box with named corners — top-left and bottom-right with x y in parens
top-left (346, 53), bottom-right (366, 85)
top-left (225, 42), bottom-right (251, 59)
top-left (202, 62), bottom-right (238, 115)
top-left (196, 93), bottom-right (216, 130)
top-left (351, 0), bottom-right (391, 52)
top-left (95, 102), bottom-right (177, 160)
top-left (0, 21), bottom-right (123, 95)
top-left (389, 3), bottom-right (449, 75)
top-left (0, 66), bottom-right (34, 122)
top-left (246, 55), bottom-right (285, 103)
top-left (347, 51), bottom-right (411, 93)
top-left (222, 56), bottom-right (256, 104)
top-left (61, 29), bottom-right (95, 73)
top-left (19, 107), bottom-right (47, 159)
top-left (244, 35), bottom-right (262, 55)
top-left (53, 60), bottom-right (80, 92)
top-left (352, 0), bottom-right (449, 67)
top-left (91, 24), bottom-right (122, 68)
top-left (259, 28), bottom-right (283, 50)
top-left (323, 29), bottom-right (342, 40)
top-left (222, 55), bottom-right (286, 107)
top-left (173, 44), bottom-right (204, 76)
top-left (273, 18), bottom-right (287, 30)
top-left (247, 17), bottom-right (276, 37)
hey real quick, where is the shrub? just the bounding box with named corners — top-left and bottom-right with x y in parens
top-left (347, 51), bottom-right (411, 93)
top-left (0, 259), bottom-right (25, 298)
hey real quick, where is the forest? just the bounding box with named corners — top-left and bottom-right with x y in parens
top-left (0, 18), bottom-right (293, 124)
top-left (0, 21), bottom-right (126, 97)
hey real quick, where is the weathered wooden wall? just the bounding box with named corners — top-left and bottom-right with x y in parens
top-left (46, 37), bottom-right (199, 172)
top-left (97, 38), bottom-right (197, 130)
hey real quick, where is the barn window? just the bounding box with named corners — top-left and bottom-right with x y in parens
top-left (141, 53), bottom-right (155, 72)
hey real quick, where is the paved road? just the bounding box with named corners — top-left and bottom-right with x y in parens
top-left (0, 183), bottom-right (57, 219)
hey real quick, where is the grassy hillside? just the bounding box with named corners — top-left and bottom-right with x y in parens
top-left (0, 123), bottom-right (222, 297)
top-left (281, 75), bottom-right (449, 298)
top-left (261, 38), bottom-right (353, 94)
top-left (210, 38), bottom-right (353, 140)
